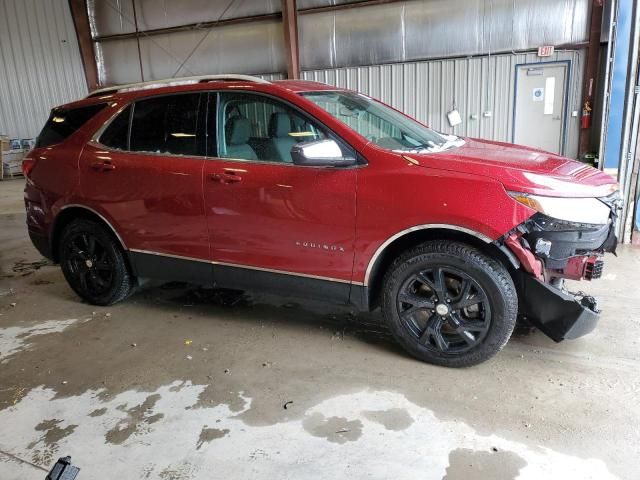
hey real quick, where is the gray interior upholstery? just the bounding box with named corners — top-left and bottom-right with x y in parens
top-left (266, 112), bottom-right (297, 162)
top-left (225, 115), bottom-right (257, 159)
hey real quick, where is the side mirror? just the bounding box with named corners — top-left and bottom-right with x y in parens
top-left (290, 139), bottom-right (356, 167)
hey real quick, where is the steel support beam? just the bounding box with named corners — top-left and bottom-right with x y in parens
top-left (131, 0), bottom-right (145, 82)
top-left (282, 0), bottom-right (300, 79)
top-left (68, 0), bottom-right (99, 91)
top-left (578, 0), bottom-right (604, 158)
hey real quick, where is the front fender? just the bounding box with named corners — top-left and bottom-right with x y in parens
top-left (352, 152), bottom-right (534, 283)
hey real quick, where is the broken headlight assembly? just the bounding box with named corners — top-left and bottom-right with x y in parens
top-left (506, 190), bottom-right (619, 277)
top-left (508, 191), bottom-right (613, 225)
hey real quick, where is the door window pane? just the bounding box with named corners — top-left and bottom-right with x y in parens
top-left (130, 93), bottom-right (203, 156)
top-left (100, 105), bottom-right (131, 150)
top-left (218, 92), bottom-right (326, 163)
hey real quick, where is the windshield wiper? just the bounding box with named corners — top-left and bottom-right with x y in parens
top-left (423, 135), bottom-right (465, 153)
top-left (395, 137), bottom-right (464, 154)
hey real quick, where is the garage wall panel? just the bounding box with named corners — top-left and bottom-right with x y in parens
top-left (298, 0), bottom-right (365, 8)
top-left (0, 0), bottom-right (88, 138)
top-left (299, 0), bottom-right (590, 70)
top-left (95, 19), bottom-right (286, 84)
top-left (88, 0), bottom-right (282, 38)
top-left (302, 50), bottom-right (585, 158)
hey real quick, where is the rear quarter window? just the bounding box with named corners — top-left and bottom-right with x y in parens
top-left (100, 105), bottom-right (132, 150)
top-left (36, 103), bottom-right (107, 148)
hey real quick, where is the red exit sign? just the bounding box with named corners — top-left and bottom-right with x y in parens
top-left (537, 45), bottom-right (555, 57)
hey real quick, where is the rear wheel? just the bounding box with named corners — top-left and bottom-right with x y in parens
top-left (58, 219), bottom-right (134, 306)
top-left (381, 241), bottom-right (517, 367)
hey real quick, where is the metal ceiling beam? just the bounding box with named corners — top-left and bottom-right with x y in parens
top-left (93, 13), bottom-right (282, 42)
top-left (282, 0), bottom-right (300, 79)
top-left (68, 0), bottom-right (99, 90)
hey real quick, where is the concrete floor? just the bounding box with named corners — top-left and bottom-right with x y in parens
top-left (0, 178), bottom-right (639, 480)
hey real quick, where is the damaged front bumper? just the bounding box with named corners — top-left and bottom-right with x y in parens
top-left (516, 272), bottom-right (600, 342)
top-left (500, 205), bottom-right (619, 341)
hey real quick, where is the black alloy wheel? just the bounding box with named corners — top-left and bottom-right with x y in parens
top-left (382, 241), bottom-right (518, 367)
top-left (63, 232), bottom-right (113, 296)
top-left (397, 266), bottom-right (491, 354)
top-left (59, 219), bottom-right (134, 305)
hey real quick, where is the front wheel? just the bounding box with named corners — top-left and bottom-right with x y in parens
top-left (381, 241), bottom-right (518, 367)
top-left (58, 219), bottom-right (134, 306)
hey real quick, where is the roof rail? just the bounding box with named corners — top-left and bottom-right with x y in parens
top-left (87, 74), bottom-right (271, 98)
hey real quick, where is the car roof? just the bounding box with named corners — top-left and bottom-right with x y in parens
top-left (272, 80), bottom-right (341, 92)
top-left (56, 77), bottom-right (344, 111)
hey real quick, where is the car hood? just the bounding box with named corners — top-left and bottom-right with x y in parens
top-left (405, 137), bottom-right (617, 198)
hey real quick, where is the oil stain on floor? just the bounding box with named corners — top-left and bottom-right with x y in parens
top-left (302, 413), bottom-right (364, 444)
top-left (0, 385), bottom-right (619, 479)
top-left (443, 448), bottom-right (527, 480)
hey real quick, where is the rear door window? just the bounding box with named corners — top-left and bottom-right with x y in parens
top-left (36, 103), bottom-right (107, 148)
top-left (129, 93), bottom-right (204, 156)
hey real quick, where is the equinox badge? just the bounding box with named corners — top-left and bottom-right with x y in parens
top-left (295, 241), bottom-right (345, 252)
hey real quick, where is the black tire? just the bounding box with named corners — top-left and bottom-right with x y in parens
top-left (381, 241), bottom-right (518, 367)
top-left (58, 218), bottom-right (134, 306)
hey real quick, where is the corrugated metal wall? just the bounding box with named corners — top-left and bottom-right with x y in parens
top-left (298, 0), bottom-right (590, 70)
top-left (302, 50), bottom-right (585, 158)
top-left (89, 0), bottom-right (590, 86)
top-left (87, 0), bottom-right (282, 36)
top-left (89, 0), bottom-right (287, 84)
top-left (0, 0), bottom-right (88, 139)
top-left (95, 19), bottom-right (286, 85)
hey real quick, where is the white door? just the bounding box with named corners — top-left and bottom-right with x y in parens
top-left (513, 63), bottom-right (567, 154)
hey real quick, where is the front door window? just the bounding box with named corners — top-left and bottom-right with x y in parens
top-left (218, 92), bottom-right (333, 163)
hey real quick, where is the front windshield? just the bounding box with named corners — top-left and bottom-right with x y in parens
top-left (301, 91), bottom-right (463, 153)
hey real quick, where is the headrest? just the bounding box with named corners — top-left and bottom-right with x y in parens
top-left (226, 116), bottom-right (251, 145)
top-left (268, 112), bottom-right (292, 138)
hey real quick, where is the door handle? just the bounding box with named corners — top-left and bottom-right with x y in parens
top-left (209, 171), bottom-right (242, 184)
top-left (90, 161), bottom-right (115, 172)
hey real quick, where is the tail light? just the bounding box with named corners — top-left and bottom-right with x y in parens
top-left (22, 153), bottom-right (36, 177)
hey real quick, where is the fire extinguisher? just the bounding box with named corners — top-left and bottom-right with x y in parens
top-left (581, 101), bottom-right (592, 129)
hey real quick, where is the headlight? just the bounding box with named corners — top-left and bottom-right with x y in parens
top-left (509, 192), bottom-right (611, 225)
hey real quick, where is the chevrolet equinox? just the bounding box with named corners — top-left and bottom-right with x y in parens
top-left (23, 74), bottom-right (621, 367)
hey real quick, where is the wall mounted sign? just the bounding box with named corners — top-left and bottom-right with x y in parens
top-left (533, 87), bottom-right (544, 102)
top-left (537, 45), bottom-right (555, 57)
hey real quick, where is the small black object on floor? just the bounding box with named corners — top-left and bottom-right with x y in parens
top-left (46, 456), bottom-right (80, 480)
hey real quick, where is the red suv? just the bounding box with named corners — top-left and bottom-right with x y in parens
top-left (23, 75), bottom-right (620, 367)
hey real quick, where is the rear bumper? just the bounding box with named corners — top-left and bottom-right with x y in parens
top-left (24, 180), bottom-right (55, 261)
top-left (29, 229), bottom-right (53, 260)
top-left (517, 272), bottom-right (600, 342)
